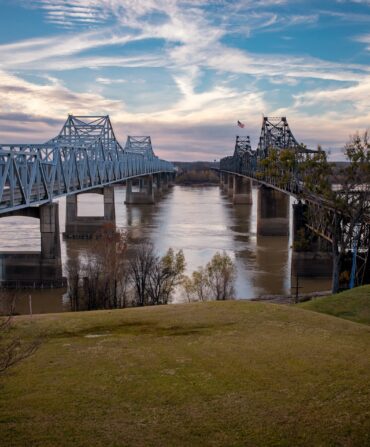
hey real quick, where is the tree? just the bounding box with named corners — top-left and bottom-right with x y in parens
top-left (0, 295), bottom-right (40, 374)
top-left (129, 244), bottom-right (185, 306)
top-left (66, 256), bottom-right (81, 311)
top-left (259, 135), bottom-right (370, 293)
top-left (206, 252), bottom-right (236, 300)
top-left (182, 252), bottom-right (236, 301)
top-left (182, 266), bottom-right (210, 302)
top-left (82, 223), bottom-right (128, 310)
top-left (128, 243), bottom-right (156, 306)
top-left (146, 248), bottom-right (186, 305)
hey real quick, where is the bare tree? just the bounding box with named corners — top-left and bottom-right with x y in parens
top-left (0, 294), bottom-right (40, 374)
top-left (146, 248), bottom-right (185, 305)
top-left (66, 256), bottom-right (81, 311)
top-left (82, 223), bottom-right (128, 310)
top-left (128, 244), bottom-right (186, 306)
top-left (128, 243), bottom-right (156, 306)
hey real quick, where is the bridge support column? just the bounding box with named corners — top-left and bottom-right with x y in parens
top-left (153, 173), bottom-right (162, 199)
top-left (227, 174), bottom-right (234, 198)
top-left (125, 175), bottom-right (155, 205)
top-left (291, 201), bottom-right (332, 278)
top-left (0, 203), bottom-right (65, 288)
top-left (160, 173), bottom-right (169, 192)
top-left (64, 186), bottom-right (116, 239)
top-left (257, 186), bottom-right (289, 236)
top-left (220, 172), bottom-right (228, 192)
top-left (233, 176), bottom-right (252, 205)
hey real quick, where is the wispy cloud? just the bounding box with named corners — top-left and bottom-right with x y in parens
top-left (96, 77), bottom-right (127, 85)
top-left (0, 0), bottom-right (369, 159)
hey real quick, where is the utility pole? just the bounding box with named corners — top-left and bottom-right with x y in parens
top-left (291, 275), bottom-right (302, 304)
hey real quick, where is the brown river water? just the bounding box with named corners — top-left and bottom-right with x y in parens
top-left (0, 185), bottom-right (331, 314)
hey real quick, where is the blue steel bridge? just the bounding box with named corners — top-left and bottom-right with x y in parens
top-left (220, 117), bottom-right (370, 288)
top-left (0, 115), bottom-right (174, 214)
top-left (0, 115), bottom-right (175, 288)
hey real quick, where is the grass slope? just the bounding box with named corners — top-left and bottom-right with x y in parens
top-left (1, 301), bottom-right (370, 447)
top-left (299, 285), bottom-right (370, 325)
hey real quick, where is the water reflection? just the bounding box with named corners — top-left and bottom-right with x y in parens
top-left (0, 185), bottom-right (331, 314)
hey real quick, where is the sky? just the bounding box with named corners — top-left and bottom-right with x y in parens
top-left (0, 0), bottom-right (369, 161)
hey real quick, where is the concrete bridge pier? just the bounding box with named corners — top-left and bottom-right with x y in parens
top-left (153, 173), bottom-right (163, 199)
top-left (219, 172), bottom-right (225, 189)
top-left (168, 172), bottom-right (175, 186)
top-left (159, 173), bottom-right (169, 192)
top-left (0, 203), bottom-right (65, 288)
top-left (220, 172), bottom-right (228, 192)
top-left (291, 201), bottom-right (332, 278)
top-left (257, 185), bottom-right (289, 236)
top-left (227, 174), bottom-right (234, 198)
top-left (125, 175), bottom-right (155, 205)
top-left (64, 186), bottom-right (116, 239)
top-left (233, 175), bottom-right (252, 205)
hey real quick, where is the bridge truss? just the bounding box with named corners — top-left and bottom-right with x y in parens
top-left (0, 115), bottom-right (174, 214)
top-left (220, 116), bottom-right (370, 286)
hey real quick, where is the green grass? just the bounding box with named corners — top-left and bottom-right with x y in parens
top-left (1, 301), bottom-right (370, 447)
top-left (299, 285), bottom-right (370, 325)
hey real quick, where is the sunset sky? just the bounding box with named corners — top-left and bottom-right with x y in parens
top-left (0, 0), bottom-right (369, 160)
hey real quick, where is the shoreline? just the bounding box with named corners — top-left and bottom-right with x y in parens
top-left (252, 290), bottom-right (331, 305)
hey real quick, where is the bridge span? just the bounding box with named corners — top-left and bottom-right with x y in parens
top-left (219, 117), bottom-right (370, 288)
top-left (0, 115), bottom-right (175, 288)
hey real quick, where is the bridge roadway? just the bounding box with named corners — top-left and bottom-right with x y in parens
top-left (0, 115), bottom-right (175, 288)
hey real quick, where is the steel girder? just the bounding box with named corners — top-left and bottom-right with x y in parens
top-left (257, 116), bottom-right (300, 158)
top-left (124, 136), bottom-right (155, 158)
top-left (0, 115), bottom-right (174, 214)
top-left (220, 116), bottom-right (316, 190)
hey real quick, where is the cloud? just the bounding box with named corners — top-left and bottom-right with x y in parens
top-left (0, 0), bottom-right (369, 160)
top-left (96, 77), bottom-right (127, 85)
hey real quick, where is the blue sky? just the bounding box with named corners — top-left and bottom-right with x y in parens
top-left (0, 0), bottom-right (369, 160)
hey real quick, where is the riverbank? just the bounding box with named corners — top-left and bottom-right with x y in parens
top-left (298, 285), bottom-right (370, 325)
top-left (252, 289), bottom-right (331, 305)
top-left (1, 295), bottom-right (369, 446)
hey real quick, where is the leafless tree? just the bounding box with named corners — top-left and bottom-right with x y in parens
top-left (0, 294), bottom-right (41, 374)
top-left (146, 248), bottom-right (185, 305)
top-left (66, 256), bottom-right (81, 311)
top-left (82, 223), bottom-right (128, 310)
top-left (128, 244), bottom-right (185, 306)
top-left (128, 243), bottom-right (156, 306)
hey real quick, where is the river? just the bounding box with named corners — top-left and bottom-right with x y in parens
top-left (0, 185), bottom-right (331, 314)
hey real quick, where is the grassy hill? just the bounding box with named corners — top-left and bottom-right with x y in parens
top-left (299, 285), bottom-right (370, 325)
top-left (1, 300), bottom-right (370, 447)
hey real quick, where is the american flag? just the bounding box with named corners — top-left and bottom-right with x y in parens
top-left (237, 120), bottom-right (245, 128)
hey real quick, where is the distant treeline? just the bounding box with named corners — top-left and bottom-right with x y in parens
top-left (175, 169), bottom-right (219, 185)
top-left (173, 161), bottom-right (220, 171)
